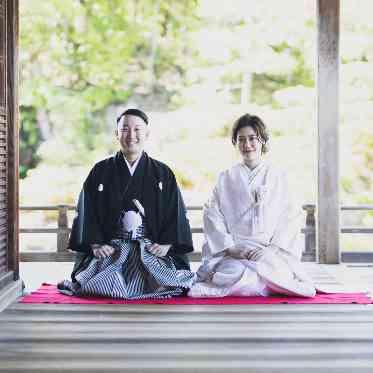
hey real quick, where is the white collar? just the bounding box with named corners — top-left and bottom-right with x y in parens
top-left (123, 153), bottom-right (142, 176)
top-left (241, 160), bottom-right (267, 184)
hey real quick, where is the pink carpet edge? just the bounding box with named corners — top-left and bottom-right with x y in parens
top-left (19, 283), bottom-right (373, 305)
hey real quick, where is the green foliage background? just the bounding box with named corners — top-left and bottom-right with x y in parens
top-left (19, 1), bottom-right (373, 251)
top-left (20, 0), bottom-right (199, 173)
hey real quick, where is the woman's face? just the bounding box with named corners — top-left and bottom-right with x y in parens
top-left (236, 126), bottom-right (263, 167)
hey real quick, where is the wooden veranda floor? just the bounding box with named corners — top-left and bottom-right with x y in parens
top-left (1, 264), bottom-right (373, 372)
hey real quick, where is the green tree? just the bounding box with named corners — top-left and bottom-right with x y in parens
top-left (19, 106), bottom-right (41, 178)
top-left (20, 0), bottom-right (200, 166)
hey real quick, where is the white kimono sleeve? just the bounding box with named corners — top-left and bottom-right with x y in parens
top-left (260, 170), bottom-right (302, 259)
top-left (202, 186), bottom-right (235, 259)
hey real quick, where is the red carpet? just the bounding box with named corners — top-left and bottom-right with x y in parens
top-left (20, 283), bottom-right (372, 305)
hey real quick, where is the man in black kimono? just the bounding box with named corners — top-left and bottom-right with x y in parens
top-left (59, 109), bottom-right (195, 299)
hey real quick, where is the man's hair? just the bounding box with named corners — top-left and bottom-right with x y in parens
top-left (116, 108), bottom-right (149, 126)
top-left (231, 113), bottom-right (269, 153)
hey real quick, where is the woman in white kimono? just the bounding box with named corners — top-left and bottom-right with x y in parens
top-left (189, 114), bottom-right (316, 298)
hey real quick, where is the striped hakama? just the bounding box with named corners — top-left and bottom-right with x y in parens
top-left (59, 239), bottom-right (195, 299)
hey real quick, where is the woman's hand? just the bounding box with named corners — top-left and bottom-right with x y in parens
top-left (91, 244), bottom-right (115, 259)
top-left (146, 243), bottom-right (171, 257)
top-left (227, 246), bottom-right (266, 261)
top-left (245, 247), bottom-right (266, 261)
top-left (226, 246), bottom-right (251, 259)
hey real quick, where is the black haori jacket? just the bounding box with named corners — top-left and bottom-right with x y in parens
top-left (68, 151), bottom-right (193, 270)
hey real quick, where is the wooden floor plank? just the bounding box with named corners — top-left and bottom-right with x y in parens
top-left (1, 341), bottom-right (372, 358)
top-left (8, 302), bottom-right (373, 313)
top-left (1, 357), bottom-right (373, 373)
top-left (1, 264), bottom-right (373, 372)
top-left (1, 322), bottom-right (373, 341)
top-left (2, 311), bottom-right (373, 323)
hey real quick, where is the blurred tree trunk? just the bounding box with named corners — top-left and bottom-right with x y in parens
top-left (241, 73), bottom-right (252, 105)
top-left (149, 0), bottom-right (161, 92)
top-left (36, 109), bottom-right (51, 140)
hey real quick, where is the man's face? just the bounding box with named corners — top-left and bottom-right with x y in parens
top-left (116, 115), bottom-right (149, 159)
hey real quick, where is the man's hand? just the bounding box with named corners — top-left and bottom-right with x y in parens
top-left (91, 244), bottom-right (115, 259)
top-left (227, 246), bottom-right (266, 261)
top-left (146, 243), bottom-right (171, 257)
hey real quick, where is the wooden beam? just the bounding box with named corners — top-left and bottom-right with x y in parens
top-left (317, 0), bottom-right (340, 264)
top-left (19, 251), bottom-right (203, 263)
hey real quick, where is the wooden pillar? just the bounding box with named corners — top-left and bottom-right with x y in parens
top-left (57, 205), bottom-right (69, 253)
top-left (0, 0), bottom-right (21, 311)
top-left (7, 0), bottom-right (19, 278)
top-left (302, 204), bottom-right (316, 262)
top-left (317, 0), bottom-right (340, 263)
